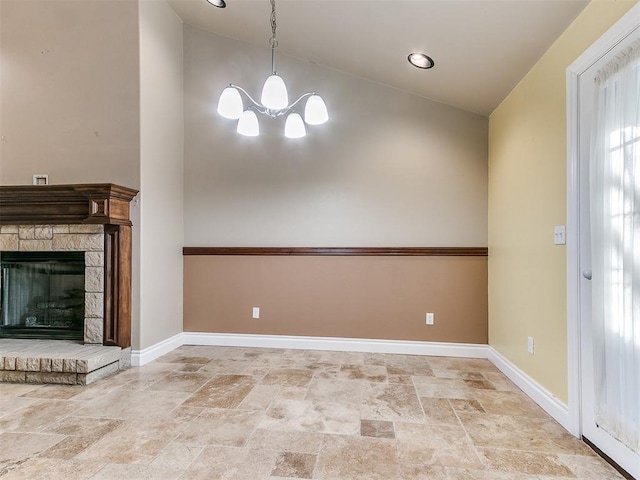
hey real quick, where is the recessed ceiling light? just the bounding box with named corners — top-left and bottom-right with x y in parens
top-left (408, 53), bottom-right (434, 69)
top-left (205, 0), bottom-right (226, 8)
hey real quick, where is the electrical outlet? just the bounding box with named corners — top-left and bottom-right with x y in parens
top-left (426, 312), bottom-right (434, 325)
top-left (527, 336), bottom-right (535, 355)
top-left (252, 307), bottom-right (260, 319)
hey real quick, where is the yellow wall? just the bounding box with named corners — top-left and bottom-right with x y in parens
top-left (488, 0), bottom-right (636, 404)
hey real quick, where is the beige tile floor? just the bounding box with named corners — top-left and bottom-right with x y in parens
top-left (0, 346), bottom-right (624, 479)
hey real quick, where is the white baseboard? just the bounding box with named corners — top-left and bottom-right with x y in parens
top-left (488, 346), bottom-right (571, 431)
top-left (181, 332), bottom-right (489, 358)
top-left (131, 332), bottom-right (184, 366)
top-left (131, 332), bottom-right (571, 434)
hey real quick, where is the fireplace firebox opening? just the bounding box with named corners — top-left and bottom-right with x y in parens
top-left (0, 251), bottom-right (85, 341)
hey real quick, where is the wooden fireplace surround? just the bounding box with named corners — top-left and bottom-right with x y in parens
top-left (0, 184), bottom-right (138, 348)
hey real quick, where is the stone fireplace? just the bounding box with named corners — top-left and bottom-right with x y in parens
top-left (0, 184), bottom-right (138, 384)
top-left (1, 226), bottom-right (105, 343)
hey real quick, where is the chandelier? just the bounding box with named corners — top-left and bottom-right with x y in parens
top-left (216, 0), bottom-right (328, 138)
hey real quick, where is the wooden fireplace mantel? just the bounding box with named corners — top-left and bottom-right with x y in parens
top-left (0, 183), bottom-right (138, 349)
top-left (0, 183), bottom-right (138, 226)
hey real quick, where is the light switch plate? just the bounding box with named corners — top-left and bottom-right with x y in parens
top-left (554, 226), bottom-right (566, 245)
top-left (33, 174), bottom-right (48, 185)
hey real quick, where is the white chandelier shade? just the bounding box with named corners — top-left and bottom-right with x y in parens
top-left (215, 0), bottom-right (328, 139)
top-left (261, 74), bottom-right (289, 110)
top-left (304, 94), bottom-right (329, 125)
top-left (217, 87), bottom-right (243, 119)
top-left (285, 112), bottom-right (306, 139)
top-left (236, 110), bottom-right (260, 137)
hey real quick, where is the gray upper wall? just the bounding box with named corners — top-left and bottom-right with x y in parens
top-left (0, 0), bottom-right (140, 189)
top-left (184, 26), bottom-right (488, 247)
top-left (0, 2), bottom-right (488, 248)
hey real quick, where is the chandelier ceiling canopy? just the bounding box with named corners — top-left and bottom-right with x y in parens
top-left (215, 0), bottom-right (328, 138)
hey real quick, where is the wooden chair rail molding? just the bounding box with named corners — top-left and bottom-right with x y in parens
top-left (183, 247), bottom-right (488, 256)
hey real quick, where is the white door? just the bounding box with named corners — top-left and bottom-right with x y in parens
top-left (578, 21), bottom-right (640, 479)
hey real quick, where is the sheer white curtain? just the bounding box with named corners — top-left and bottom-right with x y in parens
top-left (590, 39), bottom-right (640, 454)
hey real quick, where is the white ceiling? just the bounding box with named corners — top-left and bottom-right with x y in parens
top-left (167, 0), bottom-right (589, 116)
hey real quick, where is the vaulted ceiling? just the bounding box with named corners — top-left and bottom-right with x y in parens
top-left (168, 0), bottom-right (589, 116)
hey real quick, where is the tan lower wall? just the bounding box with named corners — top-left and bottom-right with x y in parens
top-left (184, 255), bottom-right (488, 344)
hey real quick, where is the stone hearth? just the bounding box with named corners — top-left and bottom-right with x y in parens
top-left (0, 339), bottom-right (128, 385)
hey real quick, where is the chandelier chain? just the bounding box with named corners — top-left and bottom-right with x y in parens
top-left (269, 0), bottom-right (278, 48)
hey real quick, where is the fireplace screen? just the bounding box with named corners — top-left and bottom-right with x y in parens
top-left (0, 252), bottom-right (85, 340)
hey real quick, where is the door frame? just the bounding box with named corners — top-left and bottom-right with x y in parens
top-left (566, 1), bottom-right (640, 439)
